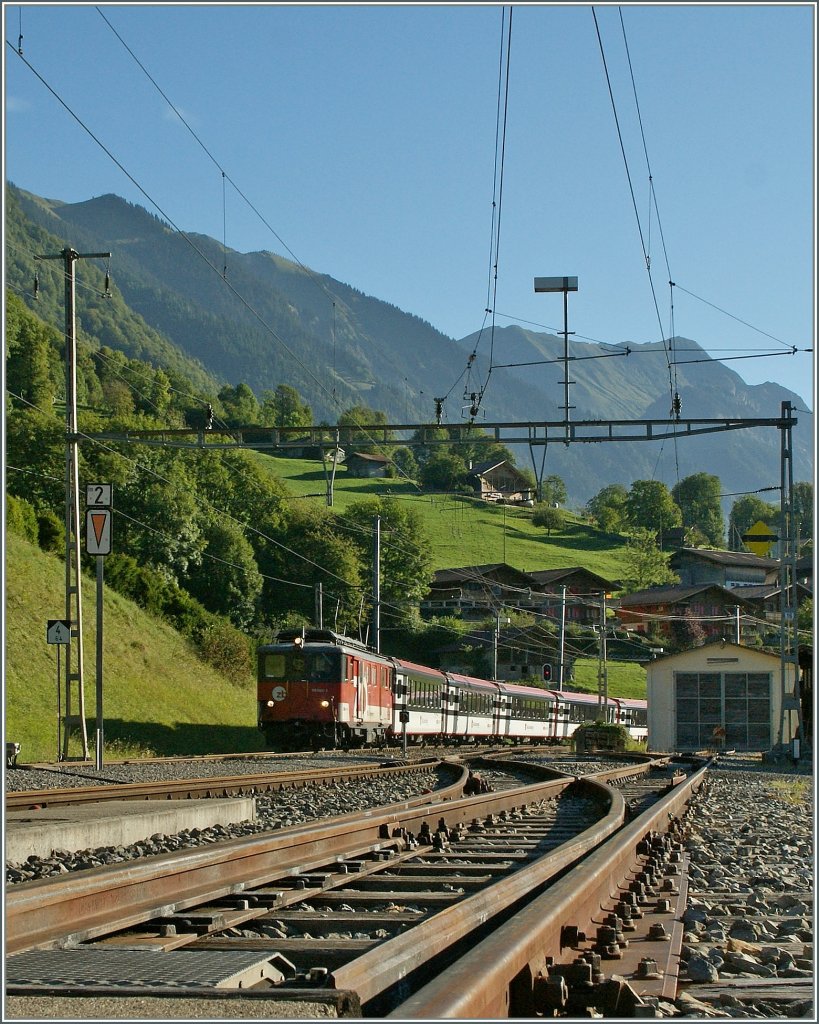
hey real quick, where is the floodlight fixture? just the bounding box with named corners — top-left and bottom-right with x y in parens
top-left (534, 276), bottom-right (578, 293)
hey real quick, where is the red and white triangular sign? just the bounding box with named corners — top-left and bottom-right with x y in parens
top-left (85, 508), bottom-right (112, 555)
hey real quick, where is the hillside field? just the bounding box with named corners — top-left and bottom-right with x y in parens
top-left (250, 453), bottom-right (633, 578)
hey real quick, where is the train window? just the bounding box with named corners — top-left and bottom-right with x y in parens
top-left (262, 653), bottom-right (287, 680)
top-left (308, 653), bottom-right (337, 682)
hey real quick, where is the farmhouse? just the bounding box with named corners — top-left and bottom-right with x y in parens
top-left (669, 547), bottom-right (778, 589)
top-left (616, 584), bottom-right (755, 641)
top-left (346, 452), bottom-right (392, 478)
top-left (467, 460), bottom-right (534, 504)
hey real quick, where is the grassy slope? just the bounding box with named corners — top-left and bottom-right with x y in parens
top-left (5, 532), bottom-right (265, 763)
top-left (251, 454), bottom-right (631, 577)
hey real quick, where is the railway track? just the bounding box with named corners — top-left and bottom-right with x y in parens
top-left (5, 754), bottom-right (703, 1017)
top-left (5, 758), bottom-right (445, 810)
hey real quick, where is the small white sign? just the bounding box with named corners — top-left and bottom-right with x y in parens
top-left (271, 686), bottom-right (287, 702)
top-left (86, 483), bottom-right (112, 507)
top-left (47, 620), bottom-right (71, 645)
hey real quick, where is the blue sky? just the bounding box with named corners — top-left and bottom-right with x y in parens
top-left (4, 3), bottom-right (816, 408)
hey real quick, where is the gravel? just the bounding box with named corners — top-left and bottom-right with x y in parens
top-left (673, 753), bottom-right (813, 1020)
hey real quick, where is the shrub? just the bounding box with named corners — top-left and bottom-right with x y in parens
top-left (198, 619), bottom-right (254, 680)
top-left (37, 510), bottom-right (65, 553)
top-left (6, 494), bottom-right (38, 543)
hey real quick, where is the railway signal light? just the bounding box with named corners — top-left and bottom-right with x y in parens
top-left (542, 663), bottom-right (553, 682)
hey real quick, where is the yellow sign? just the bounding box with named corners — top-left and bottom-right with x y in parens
top-left (741, 520), bottom-right (778, 557)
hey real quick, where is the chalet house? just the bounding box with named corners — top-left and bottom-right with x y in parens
top-left (420, 563), bottom-right (535, 621)
top-left (346, 452), bottom-right (392, 478)
top-left (730, 582), bottom-right (813, 624)
top-left (467, 460), bottom-right (534, 504)
top-left (616, 584), bottom-right (755, 641)
top-left (420, 563), bottom-right (619, 629)
top-left (669, 548), bottom-right (778, 590)
top-left (527, 567), bottom-right (619, 628)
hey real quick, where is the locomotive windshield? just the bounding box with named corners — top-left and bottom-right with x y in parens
top-left (261, 649), bottom-right (340, 683)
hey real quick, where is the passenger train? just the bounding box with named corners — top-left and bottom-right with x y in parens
top-left (257, 629), bottom-right (648, 750)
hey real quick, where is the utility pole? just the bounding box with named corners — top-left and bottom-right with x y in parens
top-left (534, 276), bottom-right (578, 445)
top-left (557, 585), bottom-right (567, 692)
top-left (493, 613), bottom-right (510, 681)
top-left (372, 515), bottom-right (381, 653)
top-left (778, 401), bottom-right (802, 754)
top-left (597, 592), bottom-right (609, 722)
top-left (38, 247), bottom-right (110, 760)
top-left (315, 582), bottom-right (324, 629)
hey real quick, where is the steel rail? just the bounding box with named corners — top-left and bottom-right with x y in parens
top-left (327, 775), bottom-right (626, 1007)
top-left (387, 758), bottom-right (710, 1018)
top-left (7, 761), bottom-right (586, 954)
top-left (6, 759), bottom-right (442, 810)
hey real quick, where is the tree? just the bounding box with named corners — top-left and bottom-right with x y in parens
top-left (668, 607), bottom-right (708, 652)
top-left (620, 528), bottom-right (680, 592)
top-left (255, 504), bottom-right (364, 633)
top-left (218, 383), bottom-right (261, 425)
top-left (187, 519), bottom-right (263, 629)
top-left (390, 446), bottom-right (419, 481)
top-left (728, 495), bottom-right (779, 551)
top-left (341, 497), bottom-right (433, 628)
top-left (532, 504), bottom-right (565, 536)
top-left (672, 472), bottom-right (724, 547)
top-left (5, 291), bottom-right (58, 412)
top-left (586, 483), bottom-right (629, 533)
top-left (625, 480), bottom-right (682, 535)
top-left (261, 384), bottom-right (312, 429)
top-left (540, 475), bottom-right (568, 507)
top-left (419, 452), bottom-right (468, 492)
top-left (337, 405), bottom-right (391, 449)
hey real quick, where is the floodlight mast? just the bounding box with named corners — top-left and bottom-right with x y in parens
top-left (534, 276), bottom-right (578, 444)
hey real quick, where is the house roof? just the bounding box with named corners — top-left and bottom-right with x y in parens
top-left (618, 583), bottom-right (755, 609)
top-left (467, 460), bottom-right (530, 483)
top-left (528, 567), bottom-right (618, 590)
top-left (347, 451), bottom-right (391, 464)
top-left (429, 563), bottom-right (533, 587)
top-left (669, 547), bottom-right (779, 569)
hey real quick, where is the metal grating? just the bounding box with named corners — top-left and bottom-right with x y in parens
top-left (6, 948), bottom-right (295, 989)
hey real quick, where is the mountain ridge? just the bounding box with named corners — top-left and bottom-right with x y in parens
top-left (6, 184), bottom-right (812, 505)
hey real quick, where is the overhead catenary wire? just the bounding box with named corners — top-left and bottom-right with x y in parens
top-left (448, 5), bottom-right (513, 422)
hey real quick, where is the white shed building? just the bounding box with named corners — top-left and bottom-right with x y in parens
top-left (646, 642), bottom-right (797, 753)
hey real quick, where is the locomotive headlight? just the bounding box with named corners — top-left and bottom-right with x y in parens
top-left (267, 700), bottom-right (275, 707)
top-left (320, 700), bottom-right (330, 708)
